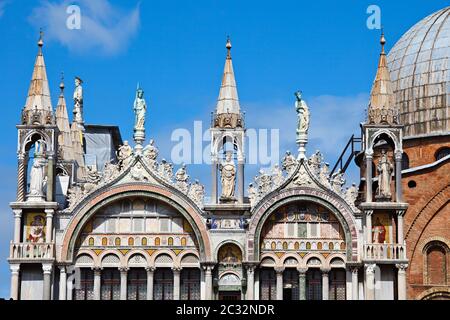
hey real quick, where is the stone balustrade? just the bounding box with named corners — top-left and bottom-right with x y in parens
top-left (363, 243), bottom-right (406, 261)
top-left (9, 242), bottom-right (54, 260)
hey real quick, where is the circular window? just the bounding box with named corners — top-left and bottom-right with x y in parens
top-left (408, 180), bottom-right (417, 188)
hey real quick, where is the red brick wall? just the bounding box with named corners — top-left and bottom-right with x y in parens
top-left (402, 142), bottom-right (450, 300)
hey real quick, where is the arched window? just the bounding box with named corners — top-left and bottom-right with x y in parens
top-left (401, 153), bottom-right (409, 170)
top-left (435, 147), bottom-right (450, 161)
top-left (114, 237), bottom-right (121, 246)
top-left (141, 237), bottom-right (147, 246)
top-left (155, 237), bottom-right (161, 246)
top-left (88, 237), bottom-right (94, 246)
top-left (425, 241), bottom-right (448, 285)
top-left (101, 237), bottom-right (108, 246)
top-left (128, 237), bottom-right (134, 246)
top-left (168, 237), bottom-right (174, 246)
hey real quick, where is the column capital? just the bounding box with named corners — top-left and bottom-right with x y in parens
top-left (395, 263), bottom-right (408, 271)
top-left (365, 151), bottom-right (374, 159)
top-left (145, 266), bottom-right (156, 273)
top-left (365, 209), bottom-right (374, 216)
top-left (350, 266), bottom-right (359, 274)
top-left (201, 262), bottom-right (216, 272)
top-left (44, 208), bottom-right (54, 216)
top-left (58, 265), bottom-right (66, 273)
top-left (394, 150), bottom-right (403, 160)
top-left (396, 209), bottom-right (406, 217)
top-left (42, 263), bottom-right (53, 274)
top-left (364, 263), bottom-right (377, 274)
top-left (320, 267), bottom-right (331, 274)
top-left (118, 267), bottom-right (129, 273)
top-left (274, 266), bottom-right (285, 274)
top-left (10, 263), bottom-right (20, 274)
top-left (92, 266), bottom-right (103, 274)
top-left (171, 266), bottom-right (182, 273)
top-left (12, 209), bottom-right (22, 218)
top-left (296, 267), bottom-right (308, 274)
top-left (243, 262), bottom-right (258, 272)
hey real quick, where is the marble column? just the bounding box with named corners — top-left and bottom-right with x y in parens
top-left (211, 161), bottom-right (218, 204)
top-left (350, 267), bottom-right (359, 300)
top-left (146, 267), bottom-right (155, 300)
top-left (119, 267), bottom-right (128, 300)
top-left (245, 264), bottom-right (255, 300)
top-left (203, 265), bottom-right (213, 300)
top-left (237, 160), bottom-right (244, 204)
top-left (321, 268), bottom-right (330, 300)
top-left (396, 264), bottom-right (408, 300)
top-left (173, 267), bottom-right (181, 300)
top-left (275, 267), bottom-right (284, 300)
top-left (365, 153), bottom-right (373, 202)
top-left (365, 264), bottom-right (376, 300)
top-left (16, 152), bottom-right (27, 202)
top-left (397, 210), bottom-right (405, 246)
top-left (42, 263), bottom-right (53, 300)
top-left (13, 209), bottom-right (22, 243)
top-left (395, 151), bottom-right (403, 202)
top-left (45, 209), bottom-right (54, 243)
top-left (93, 267), bottom-right (102, 300)
top-left (10, 264), bottom-right (20, 300)
top-left (59, 266), bottom-right (67, 300)
top-left (46, 153), bottom-right (55, 202)
top-left (297, 267), bottom-right (307, 300)
top-left (366, 210), bottom-right (373, 244)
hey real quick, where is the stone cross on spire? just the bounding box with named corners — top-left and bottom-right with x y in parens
top-left (367, 32), bottom-right (399, 125)
top-left (213, 37), bottom-right (243, 128)
top-left (22, 30), bottom-right (54, 126)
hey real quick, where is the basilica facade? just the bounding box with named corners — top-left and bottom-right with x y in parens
top-left (7, 7), bottom-right (449, 301)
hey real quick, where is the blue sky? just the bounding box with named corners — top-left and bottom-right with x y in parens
top-left (0, 0), bottom-right (447, 298)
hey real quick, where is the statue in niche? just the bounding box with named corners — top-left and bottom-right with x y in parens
top-left (295, 90), bottom-right (310, 136)
top-left (73, 77), bottom-right (83, 123)
top-left (133, 86), bottom-right (147, 131)
top-left (282, 150), bottom-right (297, 175)
top-left (28, 141), bottom-right (47, 198)
top-left (376, 150), bottom-right (393, 199)
top-left (219, 151), bottom-right (236, 200)
top-left (117, 141), bottom-right (133, 167)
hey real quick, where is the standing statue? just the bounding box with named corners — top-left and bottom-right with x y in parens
top-left (220, 151), bottom-right (236, 199)
top-left (117, 141), bottom-right (133, 167)
top-left (295, 91), bottom-right (310, 136)
top-left (73, 77), bottom-right (83, 123)
top-left (319, 162), bottom-right (331, 188)
top-left (376, 150), bottom-right (393, 199)
top-left (331, 169), bottom-right (346, 194)
top-left (271, 164), bottom-right (284, 189)
top-left (28, 156), bottom-right (46, 198)
top-left (248, 183), bottom-right (258, 206)
top-left (308, 150), bottom-right (323, 174)
top-left (282, 150), bottom-right (297, 175)
top-left (175, 164), bottom-right (190, 193)
top-left (134, 86), bottom-right (147, 131)
top-left (143, 139), bottom-right (158, 161)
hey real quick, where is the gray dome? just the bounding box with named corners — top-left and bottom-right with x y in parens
top-left (387, 7), bottom-right (450, 138)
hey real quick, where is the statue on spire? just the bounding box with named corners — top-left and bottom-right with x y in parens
top-left (295, 90), bottom-right (310, 136)
top-left (73, 76), bottom-right (84, 124)
top-left (133, 84), bottom-right (147, 151)
top-left (294, 90), bottom-right (310, 159)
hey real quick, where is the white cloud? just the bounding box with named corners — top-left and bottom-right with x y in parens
top-left (29, 0), bottom-right (140, 55)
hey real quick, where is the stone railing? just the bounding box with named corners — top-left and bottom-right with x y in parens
top-left (9, 242), bottom-right (54, 260)
top-left (363, 243), bottom-right (406, 261)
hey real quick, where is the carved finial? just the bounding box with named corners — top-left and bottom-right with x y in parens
top-left (59, 72), bottom-right (65, 92)
top-left (226, 36), bottom-right (232, 58)
top-left (380, 28), bottom-right (386, 54)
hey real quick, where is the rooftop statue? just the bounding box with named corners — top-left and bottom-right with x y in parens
top-left (295, 90), bottom-right (310, 136)
top-left (134, 86), bottom-right (147, 131)
top-left (73, 77), bottom-right (83, 123)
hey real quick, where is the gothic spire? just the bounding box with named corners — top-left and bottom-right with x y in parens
top-left (216, 37), bottom-right (241, 115)
top-left (55, 73), bottom-right (74, 161)
top-left (367, 32), bottom-right (399, 125)
top-left (23, 30), bottom-right (53, 119)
